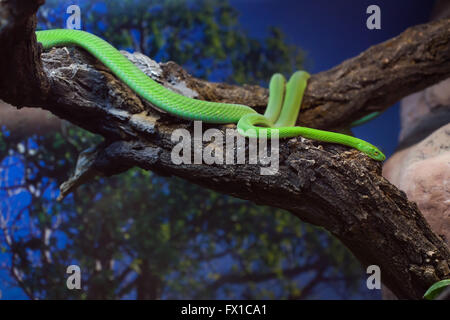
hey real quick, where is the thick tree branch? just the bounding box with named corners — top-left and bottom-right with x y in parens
top-left (0, 1), bottom-right (449, 299)
top-left (0, 0), bottom-right (49, 105)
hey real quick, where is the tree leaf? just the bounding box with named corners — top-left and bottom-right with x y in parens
top-left (423, 279), bottom-right (450, 300)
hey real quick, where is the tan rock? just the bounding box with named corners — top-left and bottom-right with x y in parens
top-left (0, 101), bottom-right (61, 138)
top-left (383, 123), bottom-right (450, 244)
top-left (399, 78), bottom-right (450, 142)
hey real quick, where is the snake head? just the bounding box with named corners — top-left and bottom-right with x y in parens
top-left (358, 143), bottom-right (386, 161)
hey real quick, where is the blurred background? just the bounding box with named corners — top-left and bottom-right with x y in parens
top-left (0, 0), bottom-right (435, 299)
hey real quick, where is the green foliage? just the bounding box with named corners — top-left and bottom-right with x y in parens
top-left (423, 279), bottom-right (450, 300)
top-left (38, 0), bottom-right (304, 85)
top-left (0, 0), bottom-right (368, 300)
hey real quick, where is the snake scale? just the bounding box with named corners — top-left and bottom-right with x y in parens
top-left (36, 29), bottom-right (385, 161)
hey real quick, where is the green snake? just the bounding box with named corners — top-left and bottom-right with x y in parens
top-left (36, 29), bottom-right (385, 161)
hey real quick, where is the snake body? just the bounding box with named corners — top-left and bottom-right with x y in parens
top-left (36, 29), bottom-right (385, 161)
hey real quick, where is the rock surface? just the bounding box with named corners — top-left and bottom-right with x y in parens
top-left (399, 78), bottom-right (450, 144)
top-left (0, 101), bottom-right (61, 138)
top-left (383, 123), bottom-right (450, 244)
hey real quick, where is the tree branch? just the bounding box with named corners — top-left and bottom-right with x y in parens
top-left (0, 1), bottom-right (449, 299)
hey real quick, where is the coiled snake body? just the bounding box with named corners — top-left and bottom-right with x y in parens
top-left (36, 29), bottom-right (385, 161)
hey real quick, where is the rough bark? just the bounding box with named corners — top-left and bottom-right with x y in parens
top-left (0, 0), bottom-right (449, 299)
